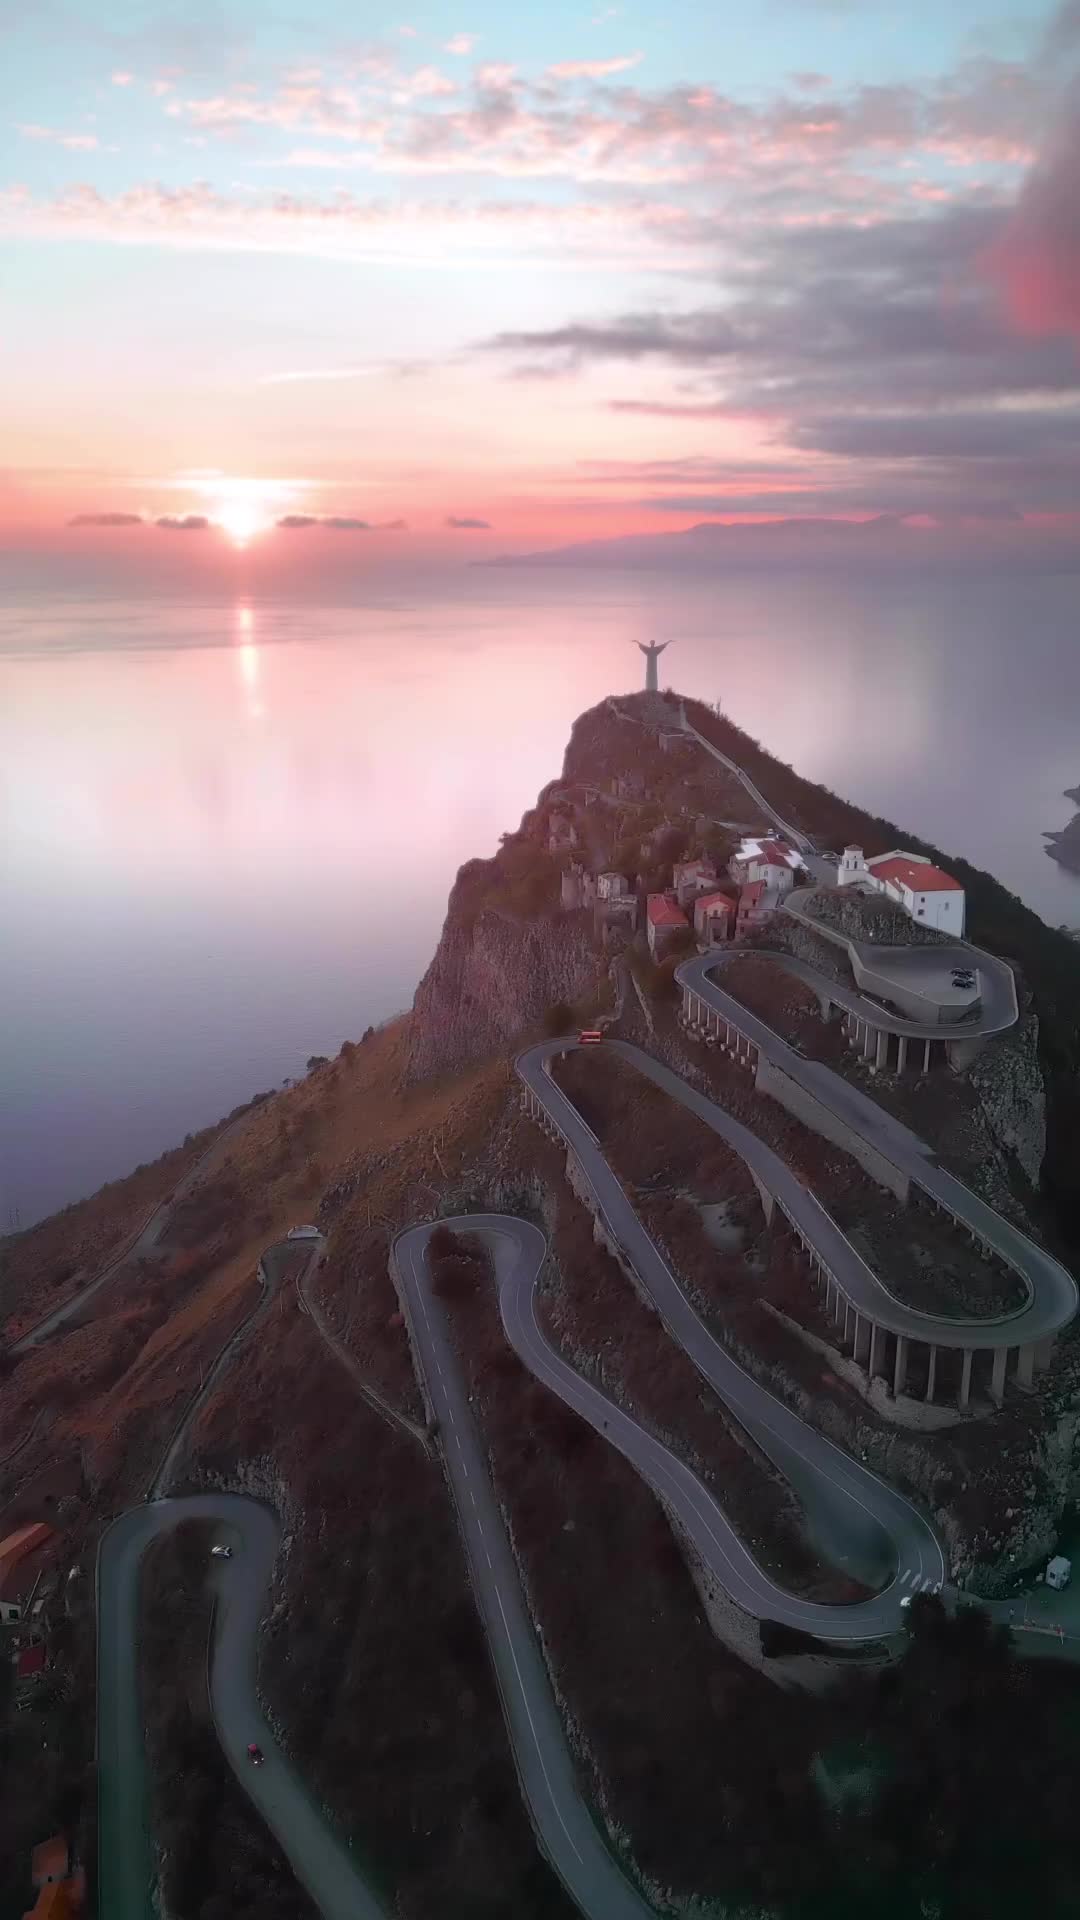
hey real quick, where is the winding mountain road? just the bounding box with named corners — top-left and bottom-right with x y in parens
top-left (515, 1047), bottom-right (944, 1611)
top-left (97, 1494), bottom-right (386, 1920)
top-left (13, 1116), bottom-right (247, 1353)
top-left (495, 1214), bottom-right (928, 1632)
top-left (393, 1219), bottom-right (658, 1920)
top-left (779, 889), bottom-right (1019, 1040)
top-left (676, 954), bottom-right (1077, 1349)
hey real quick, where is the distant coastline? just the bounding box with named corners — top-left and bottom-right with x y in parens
top-left (1044, 785), bottom-right (1080, 875)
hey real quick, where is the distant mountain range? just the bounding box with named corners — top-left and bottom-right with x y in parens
top-left (485, 515), bottom-right (1079, 573)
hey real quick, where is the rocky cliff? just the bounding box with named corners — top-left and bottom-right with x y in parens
top-left (406, 905), bottom-right (599, 1081)
top-left (968, 1003), bottom-right (1046, 1190)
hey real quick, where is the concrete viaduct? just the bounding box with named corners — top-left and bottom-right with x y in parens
top-left (675, 951), bottom-right (1076, 1415)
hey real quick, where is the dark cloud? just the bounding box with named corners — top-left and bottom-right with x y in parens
top-left (275, 514), bottom-right (408, 531)
top-left (477, 184), bottom-right (1080, 520)
top-left (446, 515), bottom-right (492, 528)
top-left (482, 311), bottom-right (743, 369)
top-left (788, 407), bottom-right (1080, 458)
top-left (67, 511), bottom-right (144, 527)
top-left (156, 514), bottom-right (210, 531)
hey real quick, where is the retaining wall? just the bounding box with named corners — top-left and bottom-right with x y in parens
top-left (754, 1054), bottom-right (910, 1205)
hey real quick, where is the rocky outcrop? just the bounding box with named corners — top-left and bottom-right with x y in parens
top-left (801, 885), bottom-right (948, 948)
top-left (406, 906), bottom-right (598, 1080)
top-left (969, 1004), bottom-right (1046, 1188)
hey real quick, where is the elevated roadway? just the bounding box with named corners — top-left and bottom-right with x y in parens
top-left (675, 954), bottom-right (1076, 1380)
top-left (515, 1047), bottom-right (946, 1609)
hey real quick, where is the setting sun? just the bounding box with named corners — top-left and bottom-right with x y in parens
top-left (215, 498), bottom-right (265, 548)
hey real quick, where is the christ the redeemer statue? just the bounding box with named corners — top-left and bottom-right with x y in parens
top-left (637, 639), bottom-right (671, 693)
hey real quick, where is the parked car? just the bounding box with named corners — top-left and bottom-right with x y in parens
top-left (247, 1743), bottom-right (264, 1766)
top-left (210, 1545), bottom-right (232, 1560)
top-left (578, 1030), bottom-right (603, 1045)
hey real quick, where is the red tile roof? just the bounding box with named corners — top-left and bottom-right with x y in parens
top-left (694, 891), bottom-right (735, 914)
top-left (868, 854), bottom-right (961, 893)
top-left (738, 881), bottom-right (767, 908)
top-left (647, 893), bottom-right (688, 928)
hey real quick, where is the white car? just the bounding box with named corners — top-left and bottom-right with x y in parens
top-left (287, 1225), bottom-right (322, 1241)
top-left (210, 1545), bottom-right (232, 1560)
top-left (899, 1594), bottom-right (912, 1609)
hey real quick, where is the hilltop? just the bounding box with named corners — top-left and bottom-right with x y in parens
top-left (4, 687), bottom-right (1080, 1920)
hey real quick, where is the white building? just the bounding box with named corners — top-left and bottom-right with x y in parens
top-left (729, 836), bottom-right (805, 894)
top-left (1046, 1554), bottom-right (1072, 1592)
top-left (837, 845), bottom-right (965, 935)
top-left (596, 870), bottom-right (628, 901)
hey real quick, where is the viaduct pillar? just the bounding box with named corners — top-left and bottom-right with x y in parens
top-left (958, 1347), bottom-right (973, 1410)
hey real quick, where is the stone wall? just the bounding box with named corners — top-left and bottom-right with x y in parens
top-left (753, 1053), bottom-right (910, 1203)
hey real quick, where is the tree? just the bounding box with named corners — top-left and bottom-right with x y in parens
top-left (306, 1055), bottom-right (329, 1073)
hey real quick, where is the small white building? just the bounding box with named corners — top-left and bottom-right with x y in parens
top-left (729, 836), bottom-right (805, 894)
top-left (287, 1224), bottom-right (322, 1241)
top-left (1046, 1554), bottom-right (1072, 1591)
top-left (596, 870), bottom-right (628, 901)
top-left (0, 1600), bottom-right (21, 1626)
top-left (838, 845), bottom-right (965, 935)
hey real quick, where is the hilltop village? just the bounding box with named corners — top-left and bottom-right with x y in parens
top-left (3, 686), bottom-right (1080, 1920)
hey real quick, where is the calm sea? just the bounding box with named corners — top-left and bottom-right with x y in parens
top-left (3, 566), bottom-right (1079, 1225)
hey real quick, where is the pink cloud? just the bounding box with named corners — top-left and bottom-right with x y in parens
top-left (985, 111), bottom-right (1080, 343)
top-left (111, 71), bottom-right (135, 86)
top-left (151, 53), bottom-right (1048, 201)
top-left (0, 180), bottom-right (704, 268)
top-left (548, 53), bottom-right (643, 79)
top-left (17, 124), bottom-right (99, 150)
top-left (397, 66), bottom-right (457, 99)
top-left (445, 34), bottom-right (476, 55)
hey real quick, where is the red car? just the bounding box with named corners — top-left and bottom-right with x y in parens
top-left (247, 1743), bottom-right (264, 1766)
top-left (578, 1030), bottom-right (603, 1045)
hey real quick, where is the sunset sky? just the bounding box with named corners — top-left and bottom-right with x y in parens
top-left (4, 0), bottom-right (1080, 568)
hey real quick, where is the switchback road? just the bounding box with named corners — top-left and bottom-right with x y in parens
top-left (97, 1493), bottom-right (386, 1920)
top-left (676, 954), bottom-right (1077, 1349)
top-left (515, 1049), bottom-right (944, 1615)
top-left (393, 1218), bottom-right (658, 1920)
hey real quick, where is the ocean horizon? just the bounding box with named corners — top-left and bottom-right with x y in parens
top-left (4, 564), bottom-right (1080, 1227)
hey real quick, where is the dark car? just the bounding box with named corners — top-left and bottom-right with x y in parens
top-left (247, 1743), bottom-right (264, 1766)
